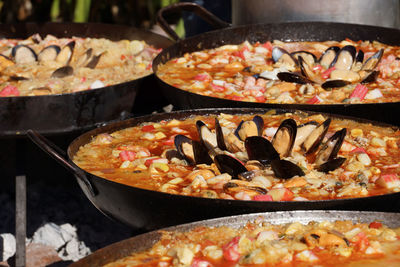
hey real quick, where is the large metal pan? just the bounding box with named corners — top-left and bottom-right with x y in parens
top-left (27, 108), bottom-right (400, 231)
top-left (153, 2), bottom-right (400, 126)
top-left (0, 22), bottom-right (173, 137)
top-left (70, 210), bottom-right (400, 267)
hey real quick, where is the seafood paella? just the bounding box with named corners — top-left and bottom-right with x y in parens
top-left (104, 218), bottom-right (400, 266)
top-left (156, 39), bottom-right (400, 104)
top-left (73, 111), bottom-right (400, 201)
top-left (0, 34), bottom-right (160, 96)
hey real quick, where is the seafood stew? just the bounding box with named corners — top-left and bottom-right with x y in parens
top-left (72, 110), bottom-right (400, 202)
top-left (157, 39), bottom-right (400, 105)
top-left (103, 216), bottom-right (400, 267)
top-left (0, 34), bottom-right (160, 96)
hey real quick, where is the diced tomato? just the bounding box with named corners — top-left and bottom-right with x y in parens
top-left (146, 62), bottom-right (152, 70)
top-left (211, 83), bottom-right (225, 92)
top-left (321, 66), bottom-right (335, 79)
top-left (141, 125), bottom-right (155, 132)
top-left (350, 84), bottom-right (368, 100)
top-left (119, 150), bottom-right (136, 161)
top-left (222, 236), bottom-right (240, 262)
top-left (194, 74), bottom-right (210, 81)
top-left (253, 194), bottom-right (273, 201)
top-left (353, 232), bottom-right (369, 252)
top-left (191, 258), bottom-right (212, 267)
top-left (255, 95), bottom-right (266, 103)
top-left (120, 54), bottom-right (126, 60)
top-left (369, 221), bottom-right (383, 229)
top-left (350, 147), bottom-right (367, 154)
top-left (306, 95), bottom-right (322, 104)
top-left (80, 77), bottom-right (86, 83)
top-left (229, 95), bottom-right (244, 101)
top-left (0, 85), bottom-right (20, 96)
top-left (163, 138), bottom-right (175, 146)
top-left (262, 41), bottom-right (273, 51)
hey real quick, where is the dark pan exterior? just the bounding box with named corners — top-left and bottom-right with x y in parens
top-left (153, 21), bottom-right (400, 126)
top-left (69, 210), bottom-right (400, 267)
top-left (63, 108), bottom-right (400, 231)
top-left (0, 22), bottom-right (173, 137)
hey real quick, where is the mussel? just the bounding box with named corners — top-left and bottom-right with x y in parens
top-left (12, 45), bottom-right (37, 64)
top-left (271, 118), bottom-right (297, 158)
top-left (319, 46), bottom-right (340, 69)
top-left (314, 128), bottom-right (347, 166)
top-left (245, 136), bottom-right (279, 165)
top-left (331, 45), bottom-right (356, 70)
top-left (362, 49), bottom-right (384, 71)
top-left (174, 134), bottom-right (213, 165)
top-left (271, 159), bottom-right (305, 179)
top-left (51, 66), bottom-right (74, 78)
top-left (38, 45), bottom-right (61, 62)
top-left (300, 118), bottom-right (331, 154)
top-left (56, 41), bottom-right (75, 65)
top-left (277, 72), bottom-right (311, 84)
top-left (214, 154), bottom-right (247, 178)
top-left (272, 47), bottom-right (297, 69)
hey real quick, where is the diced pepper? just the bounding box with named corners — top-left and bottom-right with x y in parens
top-left (119, 150), bottom-right (136, 161)
top-left (229, 95), bottom-right (244, 101)
top-left (0, 85), bottom-right (20, 96)
top-left (146, 62), bottom-right (152, 70)
top-left (369, 222), bottom-right (383, 229)
top-left (144, 157), bottom-right (163, 167)
top-left (222, 236), bottom-right (240, 262)
top-left (262, 41), bottom-right (273, 51)
top-left (253, 194), bottom-right (273, 201)
top-left (255, 95), bottom-right (266, 103)
top-left (120, 54), bottom-right (126, 60)
top-left (350, 84), bottom-right (368, 100)
top-left (141, 125), bottom-right (155, 132)
top-left (306, 95), bottom-right (322, 104)
top-left (321, 67), bottom-right (335, 79)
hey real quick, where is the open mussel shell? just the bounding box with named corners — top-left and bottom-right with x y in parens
top-left (38, 45), bottom-right (61, 62)
top-left (214, 154), bottom-right (248, 178)
top-left (294, 121), bottom-right (319, 150)
top-left (277, 72), bottom-right (311, 84)
top-left (245, 136), bottom-right (279, 165)
top-left (315, 128), bottom-right (347, 166)
top-left (51, 66), bottom-right (74, 78)
top-left (291, 51), bottom-right (317, 66)
top-left (321, 79), bottom-right (351, 90)
top-left (271, 118), bottom-right (297, 158)
top-left (298, 56), bottom-right (324, 84)
top-left (361, 70), bottom-right (380, 84)
top-left (215, 118), bottom-right (227, 151)
top-left (174, 134), bottom-right (213, 165)
top-left (301, 118), bottom-right (331, 155)
top-left (271, 159), bottom-right (305, 179)
top-left (85, 53), bottom-right (103, 69)
top-left (272, 47), bottom-right (297, 68)
top-left (234, 115), bottom-right (263, 141)
top-left (12, 44), bottom-right (37, 64)
top-left (331, 45), bottom-right (356, 70)
top-left (56, 41), bottom-right (75, 65)
top-left (362, 49), bottom-right (384, 71)
top-left (319, 46), bottom-right (340, 68)
top-left (317, 157), bottom-right (346, 173)
top-left (196, 120), bottom-right (217, 150)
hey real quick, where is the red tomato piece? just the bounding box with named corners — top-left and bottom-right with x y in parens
top-left (313, 64), bottom-right (323, 71)
top-left (119, 150), bottom-right (136, 161)
top-left (0, 85), bottom-right (20, 96)
top-left (350, 84), bottom-right (368, 100)
top-left (230, 95), bottom-right (244, 101)
top-left (253, 194), bottom-right (273, 201)
top-left (369, 222), bottom-right (383, 229)
top-left (144, 158), bottom-right (161, 167)
top-left (222, 236), bottom-right (241, 262)
top-left (146, 62), bottom-right (152, 70)
top-left (255, 95), bottom-right (266, 103)
top-left (141, 125), bottom-right (155, 132)
top-left (262, 41), bottom-right (273, 51)
top-left (321, 66), bottom-right (335, 79)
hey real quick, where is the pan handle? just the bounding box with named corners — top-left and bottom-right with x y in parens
top-left (157, 2), bottom-right (231, 41)
top-left (27, 130), bottom-right (97, 197)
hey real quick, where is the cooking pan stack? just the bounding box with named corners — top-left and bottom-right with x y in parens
top-left (26, 3), bottom-right (400, 266)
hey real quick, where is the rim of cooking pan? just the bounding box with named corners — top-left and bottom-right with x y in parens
top-left (67, 107), bottom-right (400, 206)
top-left (153, 20), bottom-right (400, 107)
top-left (69, 210), bottom-right (400, 267)
top-left (0, 22), bottom-right (172, 99)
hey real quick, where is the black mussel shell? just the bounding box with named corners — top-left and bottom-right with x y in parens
top-left (51, 66), bottom-right (74, 78)
top-left (175, 134), bottom-right (195, 165)
top-left (238, 170), bottom-right (256, 181)
top-left (196, 120), bottom-right (217, 150)
top-left (174, 134), bottom-right (213, 165)
top-left (315, 128), bottom-right (347, 166)
top-left (234, 116), bottom-right (263, 141)
top-left (272, 47), bottom-right (297, 67)
top-left (298, 56), bottom-right (323, 84)
top-left (301, 118), bottom-right (331, 155)
top-left (56, 41), bottom-right (75, 65)
top-left (271, 159), bottom-right (305, 179)
top-left (355, 50), bottom-right (364, 64)
top-left (245, 136), bottom-right (279, 165)
top-left (277, 72), bottom-right (312, 84)
top-left (317, 157), bottom-right (346, 173)
top-left (361, 70), bottom-right (380, 84)
top-left (9, 75), bottom-right (29, 81)
top-left (192, 140), bottom-right (213, 165)
top-left (319, 46), bottom-right (340, 68)
top-left (214, 154), bottom-right (248, 178)
top-left (291, 51), bottom-right (317, 66)
top-left (85, 53), bottom-right (103, 69)
top-left (331, 45), bottom-right (356, 70)
top-left (321, 79), bottom-right (351, 90)
top-left (362, 49), bottom-right (384, 70)
top-left (12, 45), bottom-right (37, 64)
top-left (271, 118), bottom-right (297, 158)
top-left (165, 149), bottom-right (185, 161)
top-left (215, 118), bottom-right (227, 151)
top-left (38, 45), bottom-right (61, 62)
top-left (294, 121), bottom-right (319, 149)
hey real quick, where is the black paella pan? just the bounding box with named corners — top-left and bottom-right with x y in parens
top-left (0, 22), bottom-right (173, 137)
top-left (69, 210), bottom-right (400, 267)
top-left (153, 2), bottom-right (400, 126)
top-left (28, 108), bottom-right (400, 231)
